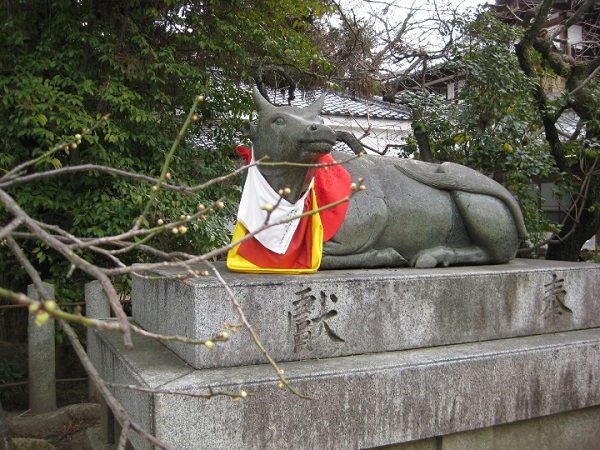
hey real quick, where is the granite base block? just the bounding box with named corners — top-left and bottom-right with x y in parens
top-left (132, 259), bottom-right (600, 369)
top-left (440, 405), bottom-right (600, 450)
top-left (382, 406), bottom-right (600, 450)
top-left (89, 327), bottom-right (600, 450)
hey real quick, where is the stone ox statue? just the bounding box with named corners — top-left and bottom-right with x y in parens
top-left (243, 88), bottom-right (527, 269)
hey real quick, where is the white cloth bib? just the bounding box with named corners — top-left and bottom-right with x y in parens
top-left (237, 164), bottom-right (314, 255)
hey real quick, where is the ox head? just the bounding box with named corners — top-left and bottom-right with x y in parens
top-left (243, 87), bottom-right (337, 165)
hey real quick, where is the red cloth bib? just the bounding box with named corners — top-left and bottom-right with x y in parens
top-left (231, 146), bottom-right (350, 271)
top-left (310, 153), bottom-right (351, 241)
top-left (235, 145), bottom-right (350, 243)
top-left (237, 190), bottom-right (316, 269)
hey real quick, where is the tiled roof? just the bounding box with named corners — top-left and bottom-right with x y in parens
top-left (266, 89), bottom-right (410, 121)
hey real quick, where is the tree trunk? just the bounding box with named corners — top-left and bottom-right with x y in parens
top-left (410, 108), bottom-right (434, 162)
top-left (413, 121), bottom-right (434, 162)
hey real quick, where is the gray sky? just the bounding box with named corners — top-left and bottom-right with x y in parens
top-left (341, 0), bottom-right (491, 14)
top-left (454, 0), bottom-right (489, 8)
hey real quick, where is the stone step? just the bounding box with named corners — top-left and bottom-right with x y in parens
top-left (89, 326), bottom-right (600, 450)
top-left (132, 259), bottom-right (600, 369)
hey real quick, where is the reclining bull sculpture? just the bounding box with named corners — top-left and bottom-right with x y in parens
top-left (235, 88), bottom-right (527, 269)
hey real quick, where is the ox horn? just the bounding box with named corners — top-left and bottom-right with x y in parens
top-left (305, 93), bottom-right (326, 114)
top-left (251, 87), bottom-right (274, 112)
top-left (251, 86), bottom-right (326, 114)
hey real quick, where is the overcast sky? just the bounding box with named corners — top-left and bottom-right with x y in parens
top-left (341, 0), bottom-right (491, 14)
top-left (458, 0), bottom-right (494, 7)
top-left (453, 0), bottom-right (490, 7)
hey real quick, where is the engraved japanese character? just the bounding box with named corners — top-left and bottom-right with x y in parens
top-left (541, 273), bottom-right (572, 321)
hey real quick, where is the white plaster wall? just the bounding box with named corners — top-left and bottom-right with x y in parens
top-left (324, 114), bottom-right (412, 157)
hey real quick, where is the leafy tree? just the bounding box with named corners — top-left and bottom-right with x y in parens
top-left (0, 97), bottom-right (309, 446)
top-left (512, 0), bottom-right (600, 260)
top-left (396, 12), bottom-right (558, 249)
top-left (0, 0), bottom-right (332, 298)
top-left (0, 1), bottom-right (333, 443)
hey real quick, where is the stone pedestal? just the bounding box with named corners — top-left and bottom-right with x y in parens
top-left (132, 259), bottom-right (600, 369)
top-left (89, 259), bottom-right (600, 449)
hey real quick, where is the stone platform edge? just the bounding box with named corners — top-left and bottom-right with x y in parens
top-left (131, 259), bottom-right (600, 369)
top-left (89, 325), bottom-right (600, 450)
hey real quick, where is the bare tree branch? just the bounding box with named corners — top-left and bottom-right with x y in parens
top-left (0, 218), bottom-right (23, 241)
top-left (0, 188), bottom-right (133, 347)
top-left (59, 319), bottom-right (175, 450)
top-left (568, 61), bottom-right (600, 97)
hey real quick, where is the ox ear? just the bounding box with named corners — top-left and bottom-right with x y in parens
top-left (242, 120), bottom-right (256, 140)
top-left (305, 93), bottom-right (326, 114)
top-left (251, 87), bottom-right (274, 112)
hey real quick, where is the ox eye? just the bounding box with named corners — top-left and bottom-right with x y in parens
top-left (274, 117), bottom-right (285, 125)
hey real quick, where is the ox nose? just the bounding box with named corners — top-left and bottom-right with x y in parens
top-left (303, 122), bottom-right (336, 145)
top-left (307, 123), bottom-right (332, 135)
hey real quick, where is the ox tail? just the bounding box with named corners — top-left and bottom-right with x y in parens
top-left (395, 159), bottom-right (528, 240)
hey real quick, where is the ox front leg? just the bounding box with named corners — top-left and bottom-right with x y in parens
top-left (321, 248), bottom-right (409, 270)
top-left (410, 246), bottom-right (488, 268)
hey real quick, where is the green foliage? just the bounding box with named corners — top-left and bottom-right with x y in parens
top-left (399, 12), bottom-right (561, 246)
top-left (0, 361), bottom-right (26, 385)
top-left (0, 0), bottom-right (332, 298)
top-left (0, 360), bottom-right (26, 403)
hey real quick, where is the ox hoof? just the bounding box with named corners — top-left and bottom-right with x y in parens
top-left (412, 254), bottom-right (438, 268)
top-left (411, 246), bottom-right (457, 268)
